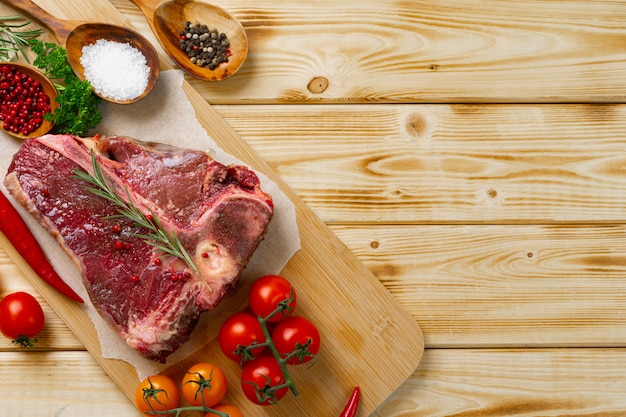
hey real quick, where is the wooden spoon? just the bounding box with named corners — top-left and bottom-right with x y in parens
top-left (130, 0), bottom-right (247, 81)
top-left (3, 0), bottom-right (160, 104)
top-left (0, 62), bottom-right (58, 139)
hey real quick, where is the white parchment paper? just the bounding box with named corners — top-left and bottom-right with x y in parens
top-left (0, 70), bottom-right (300, 380)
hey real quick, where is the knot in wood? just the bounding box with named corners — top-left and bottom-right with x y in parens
top-left (307, 76), bottom-right (329, 94)
top-left (405, 112), bottom-right (427, 139)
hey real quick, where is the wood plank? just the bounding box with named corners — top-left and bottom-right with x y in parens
top-left (0, 1), bottom-right (423, 416)
top-left (333, 224), bottom-right (626, 347)
top-left (0, 351), bottom-right (134, 416)
top-left (3, 348), bottom-right (626, 417)
top-left (110, 0), bottom-right (626, 103)
top-left (374, 348), bottom-right (626, 417)
top-left (211, 103), bottom-right (626, 223)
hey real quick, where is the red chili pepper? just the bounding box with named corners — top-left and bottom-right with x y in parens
top-left (0, 190), bottom-right (84, 303)
top-left (339, 386), bottom-right (360, 417)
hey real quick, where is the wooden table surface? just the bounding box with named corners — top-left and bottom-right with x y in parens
top-left (3, 0), bottom-right (626, 415)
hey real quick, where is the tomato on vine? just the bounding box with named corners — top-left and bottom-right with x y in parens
top-left (0, 291), bottom-right (45, 347)
top-left (219, 275), bottom-right (321, 406)
top-left (249, 274), bottom-right (296, 322)
top-left (272, 316), bottom-right (321, 365)
top-left (218, 312), bottom-right (266, 363)
top-left (181, 362), bottom-right (228, 408)
top-left (134, 374), bottom-right (180, 416)
top-left (240, 354), bottom-right (289, 405)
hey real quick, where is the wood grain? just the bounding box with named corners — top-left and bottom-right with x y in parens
top-left (111, 0), bottom-right (626, 104)
top-left (333, 224), bottom-right (626, 347)
top-left (3, 349), bottom-right (626, 416)
top-left (374, 348), bottom-right (626, 417)
top-left (0, 351), bottom-right (133, 416)
top-left (212, 103), bottom-right (626, 223)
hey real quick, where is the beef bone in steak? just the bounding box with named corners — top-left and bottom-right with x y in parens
top-left (4, 134), bottom-right (274, 363)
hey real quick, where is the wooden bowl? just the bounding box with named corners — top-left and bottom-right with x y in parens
top-left (65, 23), bottom-right (161, 104)
top-left (0, 62), bottom-right (58, 140)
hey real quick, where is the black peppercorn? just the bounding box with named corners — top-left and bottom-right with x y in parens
top-left (178, 21), bottom-right (230, 69)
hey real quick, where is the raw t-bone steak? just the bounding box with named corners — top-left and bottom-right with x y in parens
top-left (4, 134), bottom-right (273, 362)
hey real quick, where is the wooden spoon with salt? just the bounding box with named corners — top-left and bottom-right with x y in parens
top-left (3, 0), bottom-right (160, 104)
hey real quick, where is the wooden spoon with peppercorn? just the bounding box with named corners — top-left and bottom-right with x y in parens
top-left (129, 0), bottom-right (248, 81)
top-left (3, 0), bottom-right (160, 104)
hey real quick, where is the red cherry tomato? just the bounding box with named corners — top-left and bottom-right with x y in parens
top-left (0, 291), bottom-right (44, 347)
top-left (249, 275), bottom-right (296, 322)
top-left (240, 354), bottom-right (288, 405)
top-left (218, 312), bottom-right (266, 363)
top-left (272, 316), bottom-right (321, 364)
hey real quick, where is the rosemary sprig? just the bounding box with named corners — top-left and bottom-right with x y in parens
top-left (0, 15), bottom-right (43, 62)
top-left (73, 150), bottom-right (199, 275)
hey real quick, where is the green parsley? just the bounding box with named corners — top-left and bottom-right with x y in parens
top-left (29, 39), bottom-right (102, 136)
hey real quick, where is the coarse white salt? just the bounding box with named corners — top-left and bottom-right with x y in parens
top-left (80, 39), bottom-right (150, 102)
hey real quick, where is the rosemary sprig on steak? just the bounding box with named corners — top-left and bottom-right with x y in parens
top-left (73, 150), bottom-right (199, 274)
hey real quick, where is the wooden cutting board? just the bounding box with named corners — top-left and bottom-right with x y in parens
top-left (0, 0), bottom-right (424, 415)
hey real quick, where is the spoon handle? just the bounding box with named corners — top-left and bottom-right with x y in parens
top-left (128, 0), bottom-right (160, 22)
top-left (3, 0), bottom-right (77, 45)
